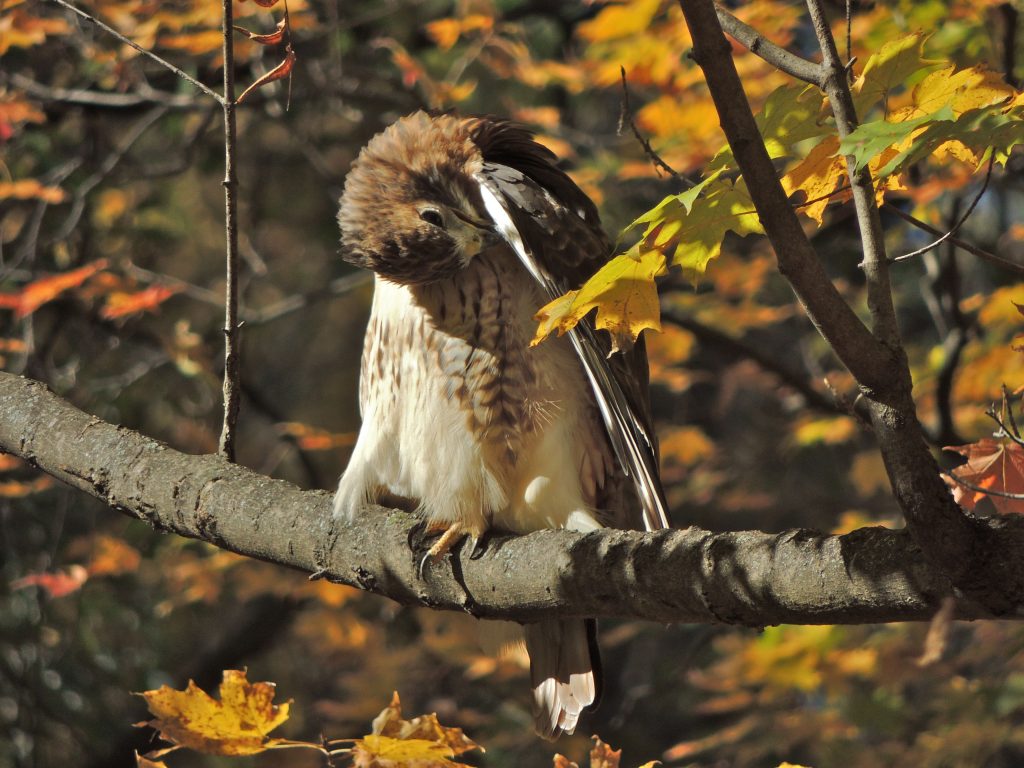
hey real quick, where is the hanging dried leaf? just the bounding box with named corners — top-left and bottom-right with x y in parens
top-left (101, 284), bottom-right (181, 320)
top-left (237, 44), bottom-right (296, 104)
top-left (234, 18), bottom-right (286, 45)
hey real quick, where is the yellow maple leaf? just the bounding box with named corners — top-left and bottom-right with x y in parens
top-left (532, 249), bottom-right (666, 351)
top-left (852, 32), bottom-right (934, 116)
top-left (668, 179), bottom-right (764, 281)
top-left (352, 691), bottom-right (482, 767)
top-left (782, 135), bottom-right (846, 224)
top-left (138, 669), bottom-right (291, 755)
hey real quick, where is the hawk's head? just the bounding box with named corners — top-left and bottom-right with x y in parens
top-left (338, 112), bottom-right (495, 284)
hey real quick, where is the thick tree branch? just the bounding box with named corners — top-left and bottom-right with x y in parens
top-left (677, 0), bottom-right (992, 606)
top-left (676, 0), bottom-right (893, 395)
top-left (5, 370), bottom-right (1024, 624)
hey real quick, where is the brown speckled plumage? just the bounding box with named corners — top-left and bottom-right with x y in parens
top-left (334, 111), bottom-right (666, 740)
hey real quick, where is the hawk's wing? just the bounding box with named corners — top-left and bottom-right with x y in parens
top-left (472, 156), bottom-right (670, 532)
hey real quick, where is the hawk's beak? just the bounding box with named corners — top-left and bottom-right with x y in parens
top-left (451, 208), bottom-right (502, 249)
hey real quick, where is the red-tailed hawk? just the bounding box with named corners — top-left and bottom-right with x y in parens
top-left (334, 111), bottom-right (669, 739)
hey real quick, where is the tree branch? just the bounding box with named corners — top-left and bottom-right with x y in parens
top-left (677, 0), bottom-right (992, 606)
top-left (219, 0), bottom-right (241, 461)
top-left (676, 0), bottom-right (892, 394)
top-left (806, 0), bottom-right (899, 350)
top-left (714, 6), bottom-right (827, 87)
top-left (5, 370), bottom-right (1023, 624)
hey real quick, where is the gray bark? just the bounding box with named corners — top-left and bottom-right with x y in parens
top-left (2, 370), bottom-right (1018, 626)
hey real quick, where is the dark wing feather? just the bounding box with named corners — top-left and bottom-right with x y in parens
top-left (470, 123), bottom-right (670, 531)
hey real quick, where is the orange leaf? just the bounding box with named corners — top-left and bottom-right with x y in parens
top-left (277, 422), bottom-right (356, 450)
top-left (12, 565), bottom-right (89, 598)
top-left (945, 438), bottom-right (1024, 515)
top-left (0, 179), bottom-right (67, 204)
top-left (101, 284), bottom-right (181, 320)
top-left (240, 0), bottom-right (281, 6)
top-left (138, 670), bottom-right (291, 755)
top-left (135, 752), bottom-right (169, 768)
top-left (0, 476), bottom-right (54, 496)
top-left (589, 736), bottom-right (622, 768)
top-left (0, 260), bottom-right (108, 318)
top-left (237, 45), bottom-right (295, 104)
top-left (234, 18), bottom-right (286, 45)
top-left (86, 534), bottom-right (142, 577)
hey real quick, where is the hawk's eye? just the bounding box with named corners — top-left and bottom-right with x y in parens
top-left (419, 208), bottom-right (445, 229)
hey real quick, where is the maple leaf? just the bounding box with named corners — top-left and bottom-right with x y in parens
top-left (12, 565), bottom-right (89, 598)
top-left (782, 135), bottom-right (846, 224)
top-left (852, 33), bottom-right (936, 116)
top-left (137, 669), bottom-right (291, 755)
top-left (532, 249), bottom-right (666, 352)
top-left (351, 691), bottom-right (482, 768)
top-left (945, 438), bottom-right (1024, 515)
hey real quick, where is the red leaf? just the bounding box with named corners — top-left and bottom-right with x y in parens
top-left (237, 45), bottom-right (295, 104)
top-left (12, 565), bottom-right (89, 598)
top-left (0, 260), bottom-right (108, 318)
top-left (945, 438), bottom-right (1024, 515)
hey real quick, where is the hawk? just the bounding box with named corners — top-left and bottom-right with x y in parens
top-left (333, 111), bottom-right (670, 739)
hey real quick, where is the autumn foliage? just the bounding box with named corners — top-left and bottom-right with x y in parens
top-left (4, 0), bottom-right (1024, 766)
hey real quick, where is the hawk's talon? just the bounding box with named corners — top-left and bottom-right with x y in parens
top-left (413, 521), bottom-right (470, 580)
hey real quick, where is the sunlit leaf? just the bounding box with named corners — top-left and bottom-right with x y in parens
top-left (852, 33), bottom-right (935, 115)
top-left (532, 249), bottom-right (666, 352)
top-left (945, 438), bottom-right (1024, 515)
top-left (138, 669), bottom-right (291, 755)
top-left (782, 135), bottom-right (846, 224)
top-left (351, 691), bottom-right (482, 767)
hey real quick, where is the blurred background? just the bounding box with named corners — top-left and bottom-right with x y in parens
top-left (3, 0), bottom-right (1024, 765)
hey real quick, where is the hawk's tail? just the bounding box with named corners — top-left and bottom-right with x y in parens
top-left (525, 618), bottom-right (601, 741)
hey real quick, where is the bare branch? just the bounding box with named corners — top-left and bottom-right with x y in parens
top-left (47, 0), bottom-right (225, 105)
top-left (660, 307), bottom-right (860, 419)
top-left (884, 205), bottom-right (1024, 277)
top-left (618, 67), bottom-right (686, 182)
top-left (714, 6), bottom-right (826, 87)
top-left (806, 0), bottom-right (900, 350)
top-left (5, 370), bottom-right (1021, 625)
top-left (890, 158), bottom-right (994, 265)
top-left (219, 0), bottom-right (241, 461)
top-left (4, 73), bottom-right (206, 110)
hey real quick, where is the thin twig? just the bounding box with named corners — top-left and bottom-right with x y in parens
top-left (219, 0), bottom-right (241, 461)
top-left (807, 0), bottom-right (901, 350)
top-left (244, 272), bottom-right (372, 325)
top-left (1002, 384), bottom-right (1021, 438)
top-left (618, 67), bottom-right (687, 183)
top-left (883, 204), bottom-right (1024, 277)
top-left (948, 475), bottom-right (1024, 501)
top-left (714, 6), bottom-right (826, 87)
top-left (5, 73), bottom-right (205, 110)
top-left (47, 0), bottom-right (225, 105)
top-left (890, 158), bottom-right (995, 264)
top-left (986, 410), bottom-right (1024, 449)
